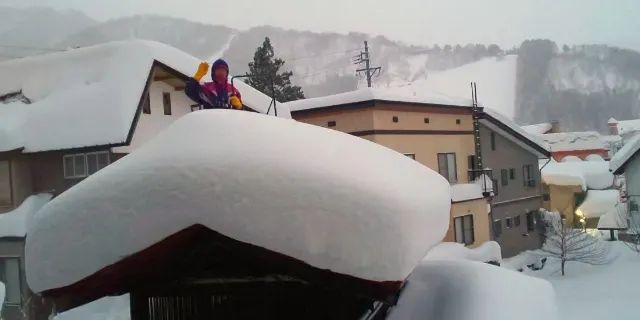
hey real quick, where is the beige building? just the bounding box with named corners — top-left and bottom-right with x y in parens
top-left (288, 91), bottom-right (492, 247)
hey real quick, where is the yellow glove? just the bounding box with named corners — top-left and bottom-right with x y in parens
top-left (230, 95), bottom-right (243, 109)
top-left (193, 62), bottom-right (209, 81)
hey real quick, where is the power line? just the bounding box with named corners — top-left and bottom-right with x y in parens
top-left (282, 48), bottom-right (362, 63)
top-left (353, 41), bottom-right (381, 87)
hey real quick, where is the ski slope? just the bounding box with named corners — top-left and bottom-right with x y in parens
top-left (388, 55), bottom-right (518, 118)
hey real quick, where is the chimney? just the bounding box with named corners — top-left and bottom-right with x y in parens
top-left (608, 117), bottom-right (619, 135)
top-left (550, 120), bottom-right (560, 133)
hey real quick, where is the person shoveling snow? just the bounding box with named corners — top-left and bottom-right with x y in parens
top-left (185, 58), bottom-right (243, 110)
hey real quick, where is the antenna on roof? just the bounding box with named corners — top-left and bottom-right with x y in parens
top-left (231, 75), bottom-right (278, 117)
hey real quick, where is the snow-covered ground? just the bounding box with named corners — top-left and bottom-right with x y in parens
top-left (508, 241), bottom-right (640, 320)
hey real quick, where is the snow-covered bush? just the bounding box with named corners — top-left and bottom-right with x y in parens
top-left (539, 210), bottom-right (610, 275)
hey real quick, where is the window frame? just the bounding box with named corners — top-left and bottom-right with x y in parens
top-left (514, 215), bottom-right (521, 227)
top-left (523, 164), bottom-right (536, 188)
top-left (163, 92), bottom-right (172, 115)
top-left (490, 132), bottom-right (496, 150)
top-left (64, 151), bottom-right (111, 179)
top-left (526, 211), bottom-right (536, 231)
top-left (454, 214), bottom-right (475, 245)
top-left (501, 169), bottom-right (509, 186)
top-left (509, 168), bottom-right (516, 180)
top-left (493, 219), bottom-right (502, 238)
top-left (437, 153), bottom-right (458, 183)
top-left (506, 217), bottom-right (513, 229)
top-left (0, 256), bottom-right (23, 306)
top-left (0, 160), bottom-right (12, 207)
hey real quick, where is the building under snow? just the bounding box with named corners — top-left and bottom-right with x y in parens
top-left (0, 40), bottom-right (288, 320)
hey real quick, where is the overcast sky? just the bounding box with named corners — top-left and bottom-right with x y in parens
top-left (4, 0), bottom-right (640, 51)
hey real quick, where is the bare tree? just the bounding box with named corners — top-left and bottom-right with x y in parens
top-left (538, 209), bottom-right (610, 275)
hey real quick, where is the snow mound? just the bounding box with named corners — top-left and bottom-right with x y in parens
top-left (0, 193), bottom-right (52, 238)
top-left (597, 206), bottom-right (628, 229)
top-left (523, 122), bottom-right (552, 135)
top-left (54, 294), bottom-right (130, 320)
top-left (0, 40), bottom-right (289, 153)
top-left (611, 134), bottom-right (640, 173)
top-left (450, 183), bottom-right (484, 202)
top-left (285, 86), bottom-right (472, 112)
top-left (26, 110), bottom-right (451, 293)
top-left (586, 154), bottom-right (606, 162)
top-left (387, 260), bottom-right (558, 320)
top-left (576, 190), bottom-right (620, 219)
top-left (424, 241), bottom-right (502, 263)
top-left (542, 132), bottom-right (607, 152)
top-left (542, 159), bottom-right (613, 190)
top-left (617, 118), bottom-right (640, 135)
top-left (561, 155), bottom-right (582, 162)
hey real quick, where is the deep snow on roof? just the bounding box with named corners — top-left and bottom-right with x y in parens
top-left (576, 190), bottom-right (620, 219)
top-left (522, 122), bottom-right (552, 135)
top-left (542, 159), bottom-right (613, 190)
top-left (610, 134), bottom-right (640, 173)
top-left (617, 118), bottom-right (640, 135)
top-left (541, 131), bottom-right (607, 152)
top-left (26, 110), bottom-right (451, 293)
top-left (0, 193), bottom-right (51, 238)
top-left (285, 86), bottom-right (474, 112)
top-left (483, 108), bottom-right (550, 154)
top-left (0, 40), bottom-right (289, 153)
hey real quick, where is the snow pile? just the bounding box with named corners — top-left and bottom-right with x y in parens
top-left (450, 183), bottom-right (483, 202)
top-left (541, 131), bottom-right (607, 152)
top-left (0, 40), bottom-right (289, 153)
top-left (285, 86), bottom-right (473, 112)
top-left (576, 190), bottom-right (620, 219)
top-left (542, 159), bottom-right (614, 190)
top-left (522, 122), bottom-right (552, 135)
top-left (387, 260), bottom-right (557, 320)
top-left (26, 110), bottom-right (451, 292)
top-left (424, 241), bottom-right (502, 263)
top-left (561, 155), bottom-right (582, 162)
top-left (610, 134), bottom-right (640, 173)
top-left (54, 294), bottom-right (130, 320)
top-left (597, 205), bottom-right (628, 229)
top-left (0, 193), bottom-right (52, 238)
top-left (585, 154), bottom-right (606, 162)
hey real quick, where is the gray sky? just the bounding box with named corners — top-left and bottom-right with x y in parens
top-left (4, 0), bottom-right (640, 51)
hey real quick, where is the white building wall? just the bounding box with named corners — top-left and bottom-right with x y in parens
top-left (113, 80), bottom-right (194, 154)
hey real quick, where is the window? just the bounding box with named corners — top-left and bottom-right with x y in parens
top-left (492, 178), bottom-right (499, 196)
top-left (514, 215), bottom-right (521, 227)
top-left (501, 169), bottom-right (509, 186)
top-left (404, 153), bottom-right (416, 160)
top-left (543, 193), bottom-right (550, 201)
top-left (64, 152), bottom-right (110, 179)
top-left (526, 211), bottom-right (536, 231)
top-left (456, 119), bottom-right (461, 125)
top-left (163, 92), bottom-right (172, 115)
top-left (509, 168), bottom-right (516, 180)
top-left (327, 121), bottom-right (336, 127)
top-left (454, 214), bottom-right (475, 245)
top-left (523, 165), bottom-right (536, 187)
top-left (424, 117), bottom-right (430, 124)
top-left (437, 153), bottom-right (457, 183)
top-left (0, 257), bottom-right (21, 305)
top-left (506, 217), bottom-right (513, 228)
top-left (490, 132), bottom-right (496, 150)
top-left (142, 92), bottom-right (151, 114)
top-left (392, 116), bottom-right (399, 123)
top-left (0, 160), bottom-right (11, 207)
top-left (493, 219), bottom-right (502, 238)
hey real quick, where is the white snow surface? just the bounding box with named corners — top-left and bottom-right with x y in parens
top-left (597, 206), bottom-right (628, 229)
top-left (610, 134), bottom-right (640, 173)
top-left (54, 294), bottom-right (130, 320)
top-left (561, 155), bottom-right (583, 163)
top-left (616, 118), bottom-right (640, 135)
top-left (424, 241), bottom-right (502, 263)
top-left (0, 281), bottom-right (4, 314)
top-left (0, 193), bottom-right (52, 238)
top-left (0, 40), bottom-right (289, 153)
top-left (542, 160), bottom-right (613, 190)
top-left (26, 110), bottom-right (451, 292)
top-left (576, 190), bottom-right (620, 219)
top-left (585, 154), bottom-right (606, 162)
top-left (483, 108), bottom-right (550, 152)
top-left (450, 183), bottom-right (483, 202)
top-left (541, 131), bottom-right (607, 152)
top-left (522, 122), bottom-right (552, 135)
top-left (387, 260), bottom-right (557, 320)
top-left (285, 86), bottom-right (473, 112)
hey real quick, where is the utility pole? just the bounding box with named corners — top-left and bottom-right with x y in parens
top-left (471, 82), bottom-right (482, 170)
top-left (353, 41), bottom-right (381, 87)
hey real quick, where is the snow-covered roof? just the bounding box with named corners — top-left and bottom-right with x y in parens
top-left (481, 108), bottom-right (550, 156)
top-left (0, 193), bottom-right (51, 238)
top-left (608, 117), bottom-right (618, 124)
top-left (576, 190), bottom-right (620, 219)
top-left (387, 260), bottom-right (558, 320)
top-left (0, 40), bottom-right (289, 153)
top-left (26, 110), bottom-right (451, 293)
top-left (542, 159), bottom-right (613, 190)
top-left (617, 118), bottom-right (640, 135)
top-left (423, 241), bottom-right (502, 263)
top-left (610, 135), bottom-right (640, 173)
top-left (522, 122), bottom-right (553, 135)
top-left (541, 131), bottom-right (607, 152)
top-left (450, 183), bottom-right (484, 202)
top-left (285, 86), bottom-right (473, 112)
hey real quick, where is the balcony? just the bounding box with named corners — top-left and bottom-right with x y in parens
top-left (468, 169), bottom-right (494, 197)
